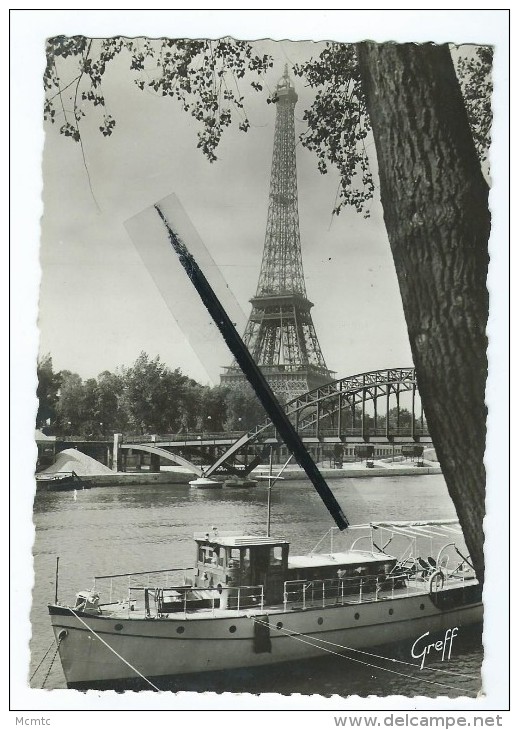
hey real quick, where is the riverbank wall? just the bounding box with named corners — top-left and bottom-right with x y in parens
top-left (40, 463), bottom-right (441, 488)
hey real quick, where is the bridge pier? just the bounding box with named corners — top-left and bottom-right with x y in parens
top-left (113, 433), bottom-right (123, 472)
top-left (149, 453), bottom-right (161, 473)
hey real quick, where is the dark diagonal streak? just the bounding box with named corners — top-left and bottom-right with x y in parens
top-left (154, 203), bottom-right (348, 531)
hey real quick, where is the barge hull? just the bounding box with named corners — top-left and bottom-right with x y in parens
top-left (50, 590), bottom-right (482, 688)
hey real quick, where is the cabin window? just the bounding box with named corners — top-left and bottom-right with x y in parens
top-left (242, 548), bottom-right (251, 569)
top-left (210, 547), bottom-right (220, 565)
top-left (198, 544), bottom-right (223, 565)
top-left (271, 546), bottom-right (283, 565)
top-left (228, 548), bottom-right (240, 569)
top-left (199, 545), bottom-right (215, 564)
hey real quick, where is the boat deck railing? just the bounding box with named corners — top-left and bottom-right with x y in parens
top-left (282, 574), bottom-right (409, 611)
top-left (98, 583), bottom-right (265, 618)
top-left (282, 570), bottom-right (476, 611)
top-left (90, 566), bottom-right (476, 618)
top-left (93, 567), bottom-right (193, 605)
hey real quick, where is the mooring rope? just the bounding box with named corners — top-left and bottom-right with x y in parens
top-left (40, 636), bottom-right (63, 689)
top-left (30, 639), bottom-right (57, 682)
top-left (251, 617), bottom-right (479, 696)
top-left (320, 635), bottom-right (478, 681)
top-left (255, 617), bottom-right (478, 680)
top-left (68, 607), bottom-right (160, 692)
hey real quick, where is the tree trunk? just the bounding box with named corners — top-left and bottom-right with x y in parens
top-left (356, 42), bottom-right (489, 584)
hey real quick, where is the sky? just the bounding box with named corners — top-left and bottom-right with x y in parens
top-left (39, 38), bottom-right (414, 386)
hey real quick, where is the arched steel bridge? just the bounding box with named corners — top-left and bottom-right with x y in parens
top-left (121, 367), bottom-right (429, 476)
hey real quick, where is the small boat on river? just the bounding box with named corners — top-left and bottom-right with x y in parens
top-left (188, 477), bottom-right (223, 489)
top-left (36, 471), bottom-right (91, 492)
top-left (48, 520), bottom-right (482, 689)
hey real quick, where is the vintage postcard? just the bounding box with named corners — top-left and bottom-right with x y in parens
top-left (10, 7), bottom-right (509, 721)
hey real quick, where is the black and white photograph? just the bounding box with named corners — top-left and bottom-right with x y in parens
top-left (10, 7), bottom-right (509, 718)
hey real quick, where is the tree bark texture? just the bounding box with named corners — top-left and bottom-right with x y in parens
top-left (357, 43), bottom-right (489, 584)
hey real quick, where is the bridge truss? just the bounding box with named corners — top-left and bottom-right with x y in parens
top-left (205, 367), bottom-right (428, 476)
top-left (122, 368), bottom-right (428, 477)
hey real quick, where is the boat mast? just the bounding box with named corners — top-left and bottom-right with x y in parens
top-left (266, 446), bottom-right (273, 537)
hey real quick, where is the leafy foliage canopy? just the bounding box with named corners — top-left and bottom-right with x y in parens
top-left (44, 35), bottom-right (272, 162)
top-left (38, 353), bottom-right (267, 438)
top-left (44, 36), bottom-right (492, 216)
top-left (456, 46), bottom-right (493, 163)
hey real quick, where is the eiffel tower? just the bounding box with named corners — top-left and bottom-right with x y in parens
top-left (221, 66), bottom-right (334, 400)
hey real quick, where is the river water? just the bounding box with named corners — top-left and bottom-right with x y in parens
top-left (30, 473), bottom-right (483, 697)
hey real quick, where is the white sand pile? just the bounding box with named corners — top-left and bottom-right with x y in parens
top-left (41, 448), bottom-right (113, 476)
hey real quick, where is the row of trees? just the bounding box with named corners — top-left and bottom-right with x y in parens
top-left (37, 351), bottom-right (420, 439)
top-left (36, 352), bottom-right (266, 438)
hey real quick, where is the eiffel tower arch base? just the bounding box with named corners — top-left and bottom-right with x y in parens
top-left (221, 364), bottom-right (334, 402)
